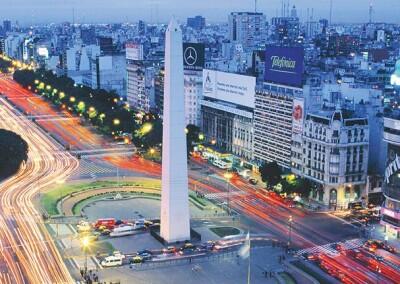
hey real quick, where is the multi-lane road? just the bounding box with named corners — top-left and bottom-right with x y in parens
top-left (0, 76), bottom-right (396, 283)
top-left (0, 96), bottom-right (78, 283)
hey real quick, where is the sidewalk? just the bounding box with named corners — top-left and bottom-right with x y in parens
top-left (370, 223), bottom-right (400, 251)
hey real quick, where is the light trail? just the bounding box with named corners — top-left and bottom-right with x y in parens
top-left (0, 97), bottom-right (78, 283)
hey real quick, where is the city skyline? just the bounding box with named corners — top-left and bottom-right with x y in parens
top-left (1, 0), bottom-right (400, 25)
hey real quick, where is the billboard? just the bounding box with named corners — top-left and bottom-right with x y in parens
top-left (183, 43), bottom-right (205, 71)
top-left (292, 98), bottom-right (304, 134)
top-left (203, 69), bottom-right (256, 109)
top-left (264, 46), bottom-right (304, 87)
top-left (126, 43), bottom-right (144, 61)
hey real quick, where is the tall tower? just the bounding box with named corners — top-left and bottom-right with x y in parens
top-left (160, 18), bottom-right (191, 243)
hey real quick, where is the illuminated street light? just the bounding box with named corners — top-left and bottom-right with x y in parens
top-left (149, 148), bottom-right (156, 155)
top-left (81, 236), bottom-right (91, 275)
top-left (198, 133), bottom-right (205, 141)
top-left (288, 215), bottom-right (293, 250)
top-left (211, 138), bottom-right (216, 145)
top-left (69, 96), bottom-right (76, 103)
top-left (113, 118), bottom-right (120, 125)
top-left (224, 172), bottom-right (234, 215)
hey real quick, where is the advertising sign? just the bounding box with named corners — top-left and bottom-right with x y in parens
top-left (264, 46), bottom-right (304, 87)
top-left (183, 43), bottom-right (205, 71)
top-left (126, 43), bottom-right (144, 61)
top-left (203, 69), bottom-right (256, 109)
top-left (292, 98), bottom-right (304, 134)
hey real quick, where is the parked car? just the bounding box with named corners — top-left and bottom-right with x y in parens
top-left (162, 246), bottom-right (176, 254)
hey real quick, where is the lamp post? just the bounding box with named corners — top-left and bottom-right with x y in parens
top-left (82, 236), bottom-right (90, 276)
top-left (224, 172), bottom-right (233, 215)
top-left (287, 215), bottom-right (293, 250)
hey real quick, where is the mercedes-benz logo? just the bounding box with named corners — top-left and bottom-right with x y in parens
top-left (184, 46), bottom-right (197, 66)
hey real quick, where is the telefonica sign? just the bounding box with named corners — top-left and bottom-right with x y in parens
top-left (265, 46), bottom-right (304, 87)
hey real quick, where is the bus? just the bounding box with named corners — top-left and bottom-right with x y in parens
top-left (212, 159), bottom-right (232, 170)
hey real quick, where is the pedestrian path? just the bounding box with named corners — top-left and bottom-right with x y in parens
top-left (295, 238), bottom-right (365, 257)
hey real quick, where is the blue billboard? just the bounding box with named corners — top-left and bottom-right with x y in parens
top-left (264, 46), bottom-right (304, 87)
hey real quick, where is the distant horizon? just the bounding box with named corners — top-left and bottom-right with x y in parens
top-left (1, 0), bottom-right (399, 26)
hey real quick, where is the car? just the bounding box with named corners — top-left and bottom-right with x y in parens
top-left (162, 246), bottom-right (176, 254)
top-left (130, 256), bottom-right (143, 264)
top-left (137, 249), bottom-right (153, 256)
top-left (136, 252), bottom-right (152, 261)
top-left (374, 255), bottom-right (384, 262)
top-left (181, 243), bottom-right (195, 250)
top-left (200, 241), bottom-right (215, 251)
top-left (249, 178), bottom-right (258, 185)
top-left (101, 229), bottom-right (111, 236)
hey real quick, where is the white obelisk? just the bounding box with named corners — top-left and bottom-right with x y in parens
top-left (160, 18), bottom-right (191, 243)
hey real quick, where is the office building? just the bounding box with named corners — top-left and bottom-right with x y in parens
top-left (228, 12), bottom-right (266, 50)
top-left (3, 20), bottom-right (11, 33)
top-left (126, 61), bottom-right (155, 112)
top-left (301, 108), bottom-right (369, 208)
top-left (187, 16), bottom-right (206, 30)
top-left (201, 70), bottom-right (256, 160)
top-left (382, 114), bottom-right (400, 239)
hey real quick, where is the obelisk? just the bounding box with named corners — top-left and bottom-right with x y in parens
top-left (160, 18), bottom-right (191, 243)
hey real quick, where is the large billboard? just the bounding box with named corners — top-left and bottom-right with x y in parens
top-left (126, 43), bottom-right (144, 61)
top-left (203, 69), bottom-right (256, 109)
top-left (264, 46), bottom-right (304, 87)
top-left (292, 98), bottom-right (304, 134)
top-left (183, 43), bottom-right (205, 71)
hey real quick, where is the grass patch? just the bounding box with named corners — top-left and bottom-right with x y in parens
top-left (88, 240), bottom-right (115, 256)
top-left (292, 260), bottom-right (330, 284)
top-left (279, 272), bottom-right (297, 284)
top-left (41, 180), bottom-right (161, 216)
top-left (210, 226), bottom-right (240, 238)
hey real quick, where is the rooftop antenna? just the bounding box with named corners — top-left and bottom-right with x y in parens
top-left (255, 0), bottom-right (257, 13)
top-left (72, 8), bottom-right (75, 25)
top-left (329, 0), bottom-right (333, 25)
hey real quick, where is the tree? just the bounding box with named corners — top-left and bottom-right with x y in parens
top-left (186, 124), bottom-right (201, 157)
top-left (0, 129), bottom-right (28, 179)
top-left (259, 161), bottom-right (282, 188)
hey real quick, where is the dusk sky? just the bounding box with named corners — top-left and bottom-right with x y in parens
top-left (0, 0), bottom-right (399, 25)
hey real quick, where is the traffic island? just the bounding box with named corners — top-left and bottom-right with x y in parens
top-left (149, 226), bottom-right (202, 246)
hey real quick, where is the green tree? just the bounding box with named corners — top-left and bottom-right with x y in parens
top-left (0, 129), bottom-right (28, 179)
top-left (186, 124), bottom-right (201, 157)
top-left (259, 161), bottom-right (282, 188)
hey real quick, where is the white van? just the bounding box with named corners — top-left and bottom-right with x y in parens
top-left (213, 159), bottom-right (232, 169)
top-left (101, 254), bottom-right (124, 267)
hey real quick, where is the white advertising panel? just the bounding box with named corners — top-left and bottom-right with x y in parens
top-left (37, 47), bottom-right (49, 58)
top-left (203, 69), bottom-right (255, 109)
top-left (126, 43), bottom-right (143, 61)
top-left (292, 98), bottom-right (304, 134)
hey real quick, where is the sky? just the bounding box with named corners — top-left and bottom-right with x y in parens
top-left (0, 0), bottom-right (399, 25)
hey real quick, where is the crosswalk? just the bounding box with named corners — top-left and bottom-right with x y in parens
top-left (295, 238), bottom-right (365, 257)
top-left (74, 160), bottom-right (115, 177)
top-left (205, 191), bottom-right (248, 200)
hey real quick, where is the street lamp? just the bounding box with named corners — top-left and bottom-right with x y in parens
top-left (81, 236), bottom-right (90, 276)
top-left (113, 118), bottom-right (120, 126)
top-left (288, 215), bottom-right (293, 250)
top-left (224, 172), bottom-right (233, 215)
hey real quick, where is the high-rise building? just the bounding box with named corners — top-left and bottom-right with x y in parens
top-left (3, 20), bottom-right (11, 33)
top-left (126, 61), bottom-right (155, 112)
top-left (187, 16), bottom-right (206, 30)
top-left (138, 20), bottom-right (147, 36)
top-left (228, 12), bottom-right (266, 50)
top-left (382, 114), bottom-right (400, 239)
top-left (253, 84), bottom-right (297, 168)
top-left (160, 18), bottom-right (191, 243)
top-left (97, 36), bottom-right (114, 55)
